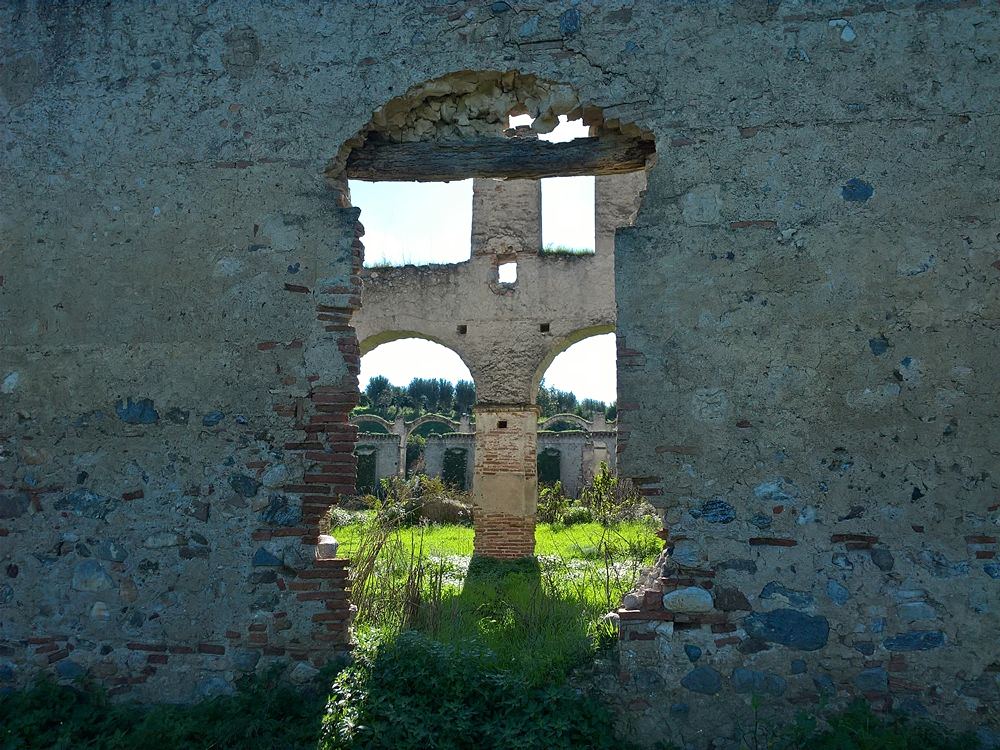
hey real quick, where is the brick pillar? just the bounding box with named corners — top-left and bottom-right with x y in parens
top-left (472, 405), bottom-right (538, 558)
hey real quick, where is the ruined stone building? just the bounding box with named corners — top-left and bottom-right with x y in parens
top-left (353, 167), bottom-right (643, 554)
top-left (351, 166), bottom-right (636, 507)
top-left (2, 1), bottom-right (999, 745)
top-left (351, 411), bottom-right (616, 497)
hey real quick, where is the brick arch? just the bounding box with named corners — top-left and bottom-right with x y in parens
top-left (539, 413), bottom-right (592, 431)
top-left (406, 413), bottom-right (462, 439)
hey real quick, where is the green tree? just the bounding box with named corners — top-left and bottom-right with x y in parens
top-left (454, 380), bottom-right (476, 415)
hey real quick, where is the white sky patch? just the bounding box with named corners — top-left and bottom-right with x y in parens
top-left (542, 176), bottom-right (595, 251)
top-left (351, 179), bottom-right (474, 266)
top-left (360, 339), bottom-right (473, 389)
top-left (511, 115), bottom-right (596, 252)
top-left (540, 333), bottom-right (616, 403)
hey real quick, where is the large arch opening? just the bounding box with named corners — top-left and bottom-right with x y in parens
top-left (354, 336), bottom-right (475, 486)
top-left (534, 329), bottom-right (618, 497)
top-left (325, 70), bottom-right (658, 680)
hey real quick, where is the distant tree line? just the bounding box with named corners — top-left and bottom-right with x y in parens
top-left (356, 376), bottom-right (615, 423)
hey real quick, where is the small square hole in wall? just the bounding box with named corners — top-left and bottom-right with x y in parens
top-left (497, 419), bottom-right (508, 429)
top-left (539, 323), bottom-right (550, 333)
top-left (497, 261), bottom-right (517, 284)
top-left (457, 324), bottom-right (467, 335)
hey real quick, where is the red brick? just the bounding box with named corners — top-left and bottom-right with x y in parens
top-left (127, 642), bottom-right (167, 652)
top-left (831, 534), bottom-right (879, 543)
top-left (197, 644), bottom-right (225, 655)
top-left (312, 612), bottom-right (349, 623)
top-left (749, 537), bottom-right (797, 547)
top-left (48, 649), bottom-right (70, 663)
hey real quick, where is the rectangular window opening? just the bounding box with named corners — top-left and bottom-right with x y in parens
top-left (350, 179), bottom-right (474, 268)
top-left (497, 419), bottom-right (508, 429)
top-left (497, 261), bottom-right (517, 284)
top-left (541, 176), bottom-right (596, 256)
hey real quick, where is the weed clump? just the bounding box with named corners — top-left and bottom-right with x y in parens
top-left (321, 631), bottom-right (626, 750)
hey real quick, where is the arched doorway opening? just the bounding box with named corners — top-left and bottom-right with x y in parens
top-left (534, 329), bottom-right (618, 498)
top-left (354, 335), bottom-right (475, 490)
top-left (336, 70), bottom-right (654, 559)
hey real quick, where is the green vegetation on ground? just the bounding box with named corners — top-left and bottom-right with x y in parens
top-left (0, 668), bottom-right (330, 750)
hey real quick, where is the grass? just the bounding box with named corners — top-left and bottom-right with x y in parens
top-left (331, 518), bottom-right (660, 683)
top-left (541, 243), bottom-right (595, 256)
top-left (332, 520), bottom-right (657, 561)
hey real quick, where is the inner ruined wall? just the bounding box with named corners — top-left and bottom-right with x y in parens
top-left (347, 71), bottom-right (648, 557)
top-left (0, 1), bottom-right (998, 739)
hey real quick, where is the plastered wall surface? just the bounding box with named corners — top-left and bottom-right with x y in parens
top-left (1, 1), bottom-right (998, 743)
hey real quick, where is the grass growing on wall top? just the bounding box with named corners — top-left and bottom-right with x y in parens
top-left (540, 243), bottom-right (595, 256)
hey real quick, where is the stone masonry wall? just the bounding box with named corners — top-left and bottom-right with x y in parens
top-left (610, 2), bottom-right (1000, 747)
top-left (0, 2), bottom-right (366, 700)
top-left (1, 0), bottom-right (998, 739)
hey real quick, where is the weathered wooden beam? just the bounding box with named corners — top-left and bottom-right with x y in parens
top-left (345, 135), bottom-right (655, 181)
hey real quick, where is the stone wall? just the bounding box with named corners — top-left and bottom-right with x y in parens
top-left (537, 431), bottom-right (588, 497)
top-left (1, 0), bottom-right (998, 740)
top-left (425, 434), bottom-right (476, 492)
top-left (355, 434), bottom-right (401, 488)
top-left (1, 1), bottom-right (366, 700)
top-left (608, 2), bottom-right (1000, 745)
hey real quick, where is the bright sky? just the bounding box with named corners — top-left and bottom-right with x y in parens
top-left (359, 335), bottom-right (617, 403)
top-left (352, 116), bottom-right (614, 403)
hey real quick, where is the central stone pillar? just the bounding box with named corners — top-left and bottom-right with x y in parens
top-left (472, 405), bottom-right (538, 558)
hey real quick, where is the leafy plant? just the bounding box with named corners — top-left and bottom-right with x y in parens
top-left (537, 481), bottom-right (570, 523)
top-left (769, 699), bottom-right (980, 750)
top-left (579, 463), bottom-right (655, 527)
top-left (0, 668), bottom-right (331, 750)
top-left (320, 631), bottom-right (629, 750)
